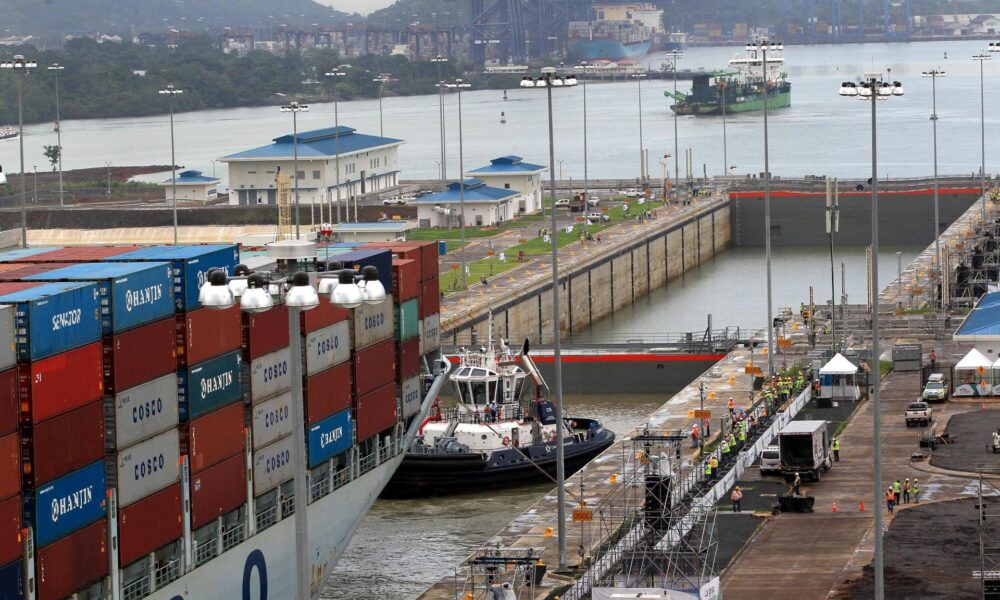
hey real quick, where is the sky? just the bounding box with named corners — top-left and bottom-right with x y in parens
top-left (316, 0), bottom-right (395, 15)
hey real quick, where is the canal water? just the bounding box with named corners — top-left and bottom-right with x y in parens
top-left (0, 39), bottom-right (995, 183)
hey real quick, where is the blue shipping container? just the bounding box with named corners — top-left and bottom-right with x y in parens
top-left (107, 245), bottom-right (239, 311)
top-left (334, 249), bottom-right (393, 297)
top-left (0, 560), bottom-right (22, 600)
top-left (180, 350), bottom-right (243, 420)
top-left (0, 247), bottom-right (60, 262)
top-left (24, 262), bottom-right (174, 335)
top-left (0, 282), bottom-right (101, 361)
top-left (308, 409), bottom-right (353, 467)
top-left (34, 461), bottom-right (106, 547)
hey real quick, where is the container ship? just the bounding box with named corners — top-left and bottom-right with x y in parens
top-left (666, 46), bottom-right (792, 116)
top-left (0, 240), bottom-right (444, 599)
top-left (568, 3), bottom-right (663, 61)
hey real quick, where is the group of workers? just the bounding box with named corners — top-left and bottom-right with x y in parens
top-left (886, 478), bottom-right (920, 513)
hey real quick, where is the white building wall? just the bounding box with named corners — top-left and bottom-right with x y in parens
top-left (163, 183), bottom-right (216, 202)
top-left (416, 198), bottom-right (518, 229)
top-left (469, 173), bottom-right (543, 214)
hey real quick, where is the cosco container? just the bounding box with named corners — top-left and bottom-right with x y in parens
top-left (243, 304), bottom-right (289, 360)
top-left (335, 249), bottom-right (393, 296)
top-left (305, 361), bottom-right (352, 425)
top-left (0, 495), bottom-right (20, 565)
top-left (183, 402), bottom-right (243, 474)
top-left (252, 391), bottom-right (293, 449)
top-left (0, 369), bottom-right (15, 435)
top-left (397, 337), bottom-right (420, 380)
top-left (34, 461), bottom-right (106, 547)
top-left (0, 306), bottom-right (14, 372)
top-left (104, 316), bottom-right (176, 394)
top-left (0, 281), bottom-right (101, 362)
top-left (420, 278), bottom-right (440, 320)
top-left (352, 293), bottom-right (394, 350)
top-left (300, 298), bottom-right (348, 335)
top-left (190, 453), bottom-right (245, 529)
top-left (421, 313), bottom-right (441, 354)
top-left (355, 383), bottom-right (398, 442)
top-left (305, 320), bottom-right (350, 376)
top-left (400, 376), bottom-right (422, 420)
top-left (117, 482), bottom-right (182, 567)
top-left (394, 298), bottom-right (419, 342)
top-left (14, 245), bottom-right (141, 263)
top-left (29, 400), bottom-right (104, 487)
top-left (177, 305), bottom-right (242, 367)
top-left (0, 433), bottom-right (16, 502)
top-left (115, 428), bottom-right (180, 507)
top-left (179, 350), bottom-right (243, 421)
top-left (353, 338), bottom-right (396, 397)
top-left (391, 259), bottom-right (420, 301)
top-left (252, 434), bottom-right (295, 495)
top-left (24, 261), bottom-right (174, 334)
top-left (248, 346), bottom-right (292, 403)
top-left (20, 341), bottom-right (103, 424)
top-left (36, 519), bottom-right (108, 600)
top-left (308, 409), bottom-right (353, 468)
top-left (107, 244), bottom-right (239, 311)
top-left (112, 373), bottom-right (179, 450)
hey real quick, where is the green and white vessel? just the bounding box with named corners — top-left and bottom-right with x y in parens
top-left (666, 46), bottom-right (791, 116)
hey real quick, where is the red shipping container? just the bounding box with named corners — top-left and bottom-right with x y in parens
top-left (104, 316), bottom-right (176, 394)
top-left (353, 339), bottom-right (395, 397)
top-left (420, 277), bottom-right (440, 320)
top-left (190, 453), bottom-right (246, 529)
top-left (0, 495), bottom-right (20, 566)
top-left (20, 341), bottom-right (103, 424)
top-left (27, 400), bottom-right (103, 487)
top-left (305, 361), bottom-right (352, 425)
top-left (118, 483), bottom-right (182, 567)
top-left (13, 246), bottom-right (142, 263)
top-left (397, 337), bottom-right (420, 380)
top-left (0, 282), bottom-right (43, 295)
top-left (415, 241), bottom-right (439, 281)
top-left (183, 401), bottom-right (244, 474)
top-left (391, 259), bottom-right (420, 302)
top-left (300, 300), bottom-right (349, 335)
top-left (0, 368), bottom-right (16, 435)
top-left (177, 305), bottom-right (242, 366)
top-left (243, 304), bottom-right (289, 361)
top-left (0, 433), bottom-right (16, 502)
top-left (355, 383), bottom-right (398, 442)
top-left (36, 519), bottom-right (108, 600)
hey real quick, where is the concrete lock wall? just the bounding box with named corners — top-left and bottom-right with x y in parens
top-left (444, 200), bottom-right (731, 344)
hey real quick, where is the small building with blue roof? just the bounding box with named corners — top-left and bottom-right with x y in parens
top-left (159, 170), bottom-right (220, 202)
top-left (466, 155), bottom-right (546, 214)
top-left (219, 125), bottom-right (403, 207)
top-left (412, 179), bottom-right (521, 228)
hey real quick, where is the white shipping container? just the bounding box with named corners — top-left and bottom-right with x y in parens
top-left (421, 313), bottom-right (441, 354)
top-left (252, 391), bottom-right (294, 449)
top-left (400, 376), bottom-right (421, 419)
top-left (116, 428), bottom-right (181, 507)
top-left (249, 346), bottom-right (292, 403)
top-left (0, 305), bottom-right (14, 372)
top-left (113, 373), bottom-right (180, 449)
top-left (305, 320), bottom-right (350, 376)
top-left (352, 293), bottom-right (394, 350)
top-left (252, 434), bottom-right (295, 496)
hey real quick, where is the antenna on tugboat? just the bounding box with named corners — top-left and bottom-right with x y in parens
top-left (521, 338), bottom-right (530, 355)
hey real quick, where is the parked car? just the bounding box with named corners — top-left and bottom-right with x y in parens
top-left (618, 188), bottom-right (641, 198)
top-left (921, 373), bottom-right (949, 402)
top-left (905, 401), bottom-right (933, 427)
top-left (587, 194), bottom-right (600, 206)
top-left (383, 194), bottom-right (414, 206)
top-left (554, 198), bottom-right (571, 208)
top-left (760, 445), bottom-right (781, 475)
top-left (584, 212), bottom-right (611, 223)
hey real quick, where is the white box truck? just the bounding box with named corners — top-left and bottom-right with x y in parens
top-left (778, 420), bottom-right (833, 481)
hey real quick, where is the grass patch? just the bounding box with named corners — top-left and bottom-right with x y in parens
top-left (439, 257), bottom-right (521, 294)
top-left (899, 306), bottom-right (936, 315)
top-left (879, 360), bottom-right (894, 378)
top-left (407, 227), bottom-right (503, 241)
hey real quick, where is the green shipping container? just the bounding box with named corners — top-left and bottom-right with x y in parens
top-left (394, 299), bottom-right (419, 341)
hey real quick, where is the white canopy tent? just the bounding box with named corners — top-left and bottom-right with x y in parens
top-left (955, 348), bottom-right (993, 397)
top-left (818, 353), bottom-right (860, 401)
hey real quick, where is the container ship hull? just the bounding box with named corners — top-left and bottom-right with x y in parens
top-left (671, 89), bottom-right (792, 115)
top-left (568, 38), bottom-right (651, 61)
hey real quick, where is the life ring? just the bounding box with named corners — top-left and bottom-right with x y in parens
top-left (502, 436), bottom-right (511, 447)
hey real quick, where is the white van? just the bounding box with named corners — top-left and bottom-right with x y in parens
top-left (760, 445), bottom-right (781, 474)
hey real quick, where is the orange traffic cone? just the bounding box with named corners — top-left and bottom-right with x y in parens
top-left (832, 501), bottom-right (838, 513)
top-left (859, 500), bottom-right (865, 512)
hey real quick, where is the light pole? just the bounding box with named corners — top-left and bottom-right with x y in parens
top-left (1, 54), bottom-right (37, 248)
top-left (922, 68), bottom-right (944, 306)
top-left (32, 166), bottom-right (36, 203)
top-left (372, 73), bottom-right (391, 136)
top-left (575, 62), bottom-right (593, 236)
top-left (666, 50), bottom-right (684, 197)
top-left (203, 264), bottom-right (387, 600)
top-left (280, 101), bottom-right (308, 238)
top-left (158, 84), bottom-right (183, 244)
top-left (106, 162), bottom-right (111, 199)
top-left (325, 66), bottom-right (349, 224)
top-left (720, 75), bottom-right (729, 176)
top-left (839, 73), bottom-right (904, 600)
top-left (432, 55), bottom-right (449, 180)
top-left (747, 37), bottom-right (783, 376)
top-left (444, 78), bottom-right (471, 288)
top-left (632, 72), bottom-right (647, 181)
top-left (973, 51), bottom-right (991, 223)
top-left (48, 63), bottom-right (65, 207)
top-left (520, 67), bottom-right (579, 570)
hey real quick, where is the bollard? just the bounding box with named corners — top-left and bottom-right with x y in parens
top-left (860, 500), bottom-right (865, 512)
top-left (544, 527), bottom-right (554, 538)
top-left (832, 501), bottom-right (838, 513)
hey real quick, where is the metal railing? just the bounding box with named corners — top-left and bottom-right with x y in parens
top-left (154, 558), bottom-right (182, 588)
top-left (255, 504), bottom-right (279, 532)
top-left (310, 473), bottom-right (332, 502)
top-left (221, 522), bottom-right (245, 552)
top-left (446, 327), bottom-right (755, 354)
top-left (281, 494), bottom-right (296, 518)
top-left (121, 576), bottom-right (150, 600)
top-left (194, 540), bottom-right (218, 567)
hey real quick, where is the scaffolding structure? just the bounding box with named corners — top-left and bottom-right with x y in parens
top-left (275, 170), bottom-right (292, 241)
top-left (947, 210), bottom-right (1000, 307)
top-left (455, 547), bottom-right (543, 600)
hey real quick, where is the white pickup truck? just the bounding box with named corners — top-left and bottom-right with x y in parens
top-left (905, 401), bottom-right (932, 427)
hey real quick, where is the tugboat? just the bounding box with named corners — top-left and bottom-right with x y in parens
top-left (0, 126), bottom-right (18, 141)
top-left (382, 330), bottom-right (615, 498)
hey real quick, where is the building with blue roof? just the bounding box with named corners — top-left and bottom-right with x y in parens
top-left (331, 220), bottom-right (417, 243)
top-left (219, 125), bottom-right (403, 207)
top-left (159, 170), bottom-right (220, 202)
top-left (412, 179), bottom-right (520, 228)
top-left (954, 291), bottom-right (1000, 357)
top-left (466, 155), bottom-right (546, 214)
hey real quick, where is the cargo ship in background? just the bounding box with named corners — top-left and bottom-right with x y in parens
top-left (568, 2), bottom-right (664, 61)
top-left (0, 240), bottom-right (445, 599)
top-left (666, 42), bottom-right (792, 115)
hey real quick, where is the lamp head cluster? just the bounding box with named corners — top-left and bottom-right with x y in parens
top-left (325, 66), bottom-right (350, 78)
top-left (520, 68), bottom-right (578, 88)
top-left (431, 55), bottom-right (448, 63)
top-left (839, 77), bottom-right (903, 100)
top-left (973, 53), bottom-right (992, 62)
top-left (0, 55), bottom-right (37, 70)
top-left (280, 101), bottom-right (308, 113)
top-left (746, 39), bottom-right (783, 52)
top-left (158, 84), bottom-right (183, 96)
top-left (921, 69), bottom-right (945, 77)
top-left (443, 78), bottom-right (471, 89)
